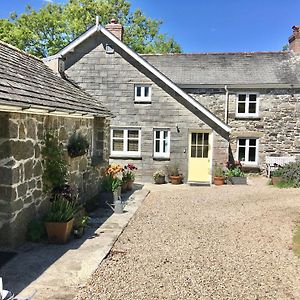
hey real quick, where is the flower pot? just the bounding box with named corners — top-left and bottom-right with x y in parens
top-left (228, 177), bottom-right (247, 185)
top-left (154, 175), bottom-right (165, 184)
top-left (214, 176), bottom-right (225, 186)
top-left (272, 176), bottom-right (282, 185)
top-left (127, 180), bottom-right (134, 190)
top-left (170, 175), bottom-right (182, 184)
top-left (121, 181), bottom-right (128, 193)
top-left (45, 218), bottom-right (74, 244)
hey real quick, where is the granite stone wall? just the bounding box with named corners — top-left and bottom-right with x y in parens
top-left (188, 88), bottom-right (300, 171)
top-left (0, 112), bottom-right (108, 247)
top-left (65, 33), bottom-right (229, 182)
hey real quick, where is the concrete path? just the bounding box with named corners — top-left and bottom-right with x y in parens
top-left (0, 188), bottom-right (149, 300)
top-left (75, 177), bottom-right (300, 300)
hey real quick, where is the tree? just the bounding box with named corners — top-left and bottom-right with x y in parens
top-left (0, 0), bottom-right (181, 58)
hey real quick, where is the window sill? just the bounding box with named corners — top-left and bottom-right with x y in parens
top-left (235, 116), bottom-right (261, 121)
top-left (153, 157), bottom-right (170, 161)
top-left (110, 155), bottom-right (142, 160)
top-left (134, 101), bottom-right (152, 104)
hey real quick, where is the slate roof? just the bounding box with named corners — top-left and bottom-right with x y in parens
top-left (142, 52), bottom-right (300, 86)
top-left (0, 41), bottom-right (110, 116)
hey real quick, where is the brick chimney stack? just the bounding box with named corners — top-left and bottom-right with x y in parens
top-left (289, 25), bottom-right (300, 54)
top-left (105, 19), bottom-right (124, 41)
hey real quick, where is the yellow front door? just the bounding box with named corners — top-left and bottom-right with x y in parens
top-left (188, 131), bottom-right (211, 182)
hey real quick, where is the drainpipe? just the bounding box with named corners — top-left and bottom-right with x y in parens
top-left (224, 85), bottom-right (229, 124)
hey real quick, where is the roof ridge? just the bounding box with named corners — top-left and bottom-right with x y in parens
top-left (0, 40), bottom-right (42, 62)
top-left (141, 51), bottom-right (290, 56)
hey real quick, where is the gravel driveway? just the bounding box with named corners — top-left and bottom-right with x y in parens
top-left (76, 178), bottom-right (300, 300)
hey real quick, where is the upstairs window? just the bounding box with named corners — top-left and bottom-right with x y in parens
top-left (134, 85), bottom-right (151, 103)
top-left (111, 128), bottom-right (141, 157)
top-left (153, 129), bottom-right (170, 158)
top-left (237, 138), bottom-right (258, 165)
top-left (236, 93), bottom-right (259, 117)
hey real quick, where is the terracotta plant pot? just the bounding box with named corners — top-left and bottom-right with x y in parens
top-left (170, 175), bottom-right (182, 184)
top-left (127, 180), bottom-right (134, 191)
top-left (272, 176), bottom-right (282, 185)
top-left (45, 218), bottom-right (74, 244)
top-left (214, 176), bottom-right (225, 186)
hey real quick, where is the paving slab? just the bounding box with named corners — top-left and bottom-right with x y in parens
top-left (0, 187), bottom-right (149, 300)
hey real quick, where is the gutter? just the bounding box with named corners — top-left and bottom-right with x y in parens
top-left (224, 85), bottom-right (229, 124)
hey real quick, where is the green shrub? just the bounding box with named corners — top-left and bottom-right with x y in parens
top-left (101, 173), bottom-right (122, 192)
top-left (280, 162), bottom-right (300, 188)
top-left (272, 167), bottom-right (284, 177)
top-left (225, 167), bottom-right (245, 178)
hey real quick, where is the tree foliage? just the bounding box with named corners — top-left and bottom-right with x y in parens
top-left (0, 0), bottom-right (181, 57)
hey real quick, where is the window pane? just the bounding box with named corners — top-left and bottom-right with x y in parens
top-left (144, 86), bottom-right (149, 97)
top-left (136, 86), bottom-right (141, 97)
top-left (163, 131), bottom-right (168, 139)
top-left (163, 140), bottom-right (167, 153)
top-left (113, 140), bottom-right (123, 151)
top-left (128, 130), bottom-right (139, 139)
top-left (191, 133), bottom-right (196, 145)
top-left (238, 94), bottom-right (246, 102)
top-left (249, 147), bottom-right (256, 162)
top-left (191, 146), bottom-right (196, 157)
top-left (249, 94), bottom-right (257, 102)
top-left (238, 103), bottom-right (246, 113)
top-left (238, 147), bottom-right (246, 161)
top-left (197, 133), bottom-right (203, 145)
top-left (239, 139), bottom-right (246, 146)
top-left (249, 139), bottom-right (256, 146)
top-left (128, 140), bottom-right (138, 151)
top-left (197, 146), bottom-right (203, 158)
top-left (249, 103), bottom-right (256, 114)
top-left (203, 145), bottom-right (209, 158)
top-left (155, 131), bottom-right (160, 139)
top-left (113, 130), bottom-right (123, 138)
top-left (203, 133), bottom-right (209, 145)
top-left (155, 140), bottom-right (160, 152)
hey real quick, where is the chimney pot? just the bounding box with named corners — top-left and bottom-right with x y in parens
top-left (105, 19), bottom-right (124, 41)
top-left (289, 25), bottom-right (300, 54)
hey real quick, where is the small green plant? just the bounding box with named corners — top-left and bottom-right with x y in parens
top-left (272, 167), bottom-right (284, 177)
top-left (213, 163), bottom-right (224, 177)
top-left (153, 170), bottom-right (165, 180)
top-left (74, 209), bottom-right (90, 229)
top-left (225, 167), bottom-right (245, 178)
top-left (42, 130), bottom-right (68, 193)
top-left (45, 195), bottom-right (79, 222)
top-left (101, 173), bottom-right (122, 192)
top-left (166, 162), bottom-right (180, 176)
top-left (27, 220), bottom-right (46, 242)
top-left (67, 132), bottom-right (89, 158)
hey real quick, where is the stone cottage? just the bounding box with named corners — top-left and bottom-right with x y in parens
top-left (46, 20), bottom-right (300, 182)
top-left (0, 41), bottom-right (110, 247)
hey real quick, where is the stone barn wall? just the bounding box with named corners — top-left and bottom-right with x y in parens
top-left (0, 112), bottom-right (109, 248)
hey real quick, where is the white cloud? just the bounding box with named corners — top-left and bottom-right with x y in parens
top-left (43, 0), bottom-right (54, 3)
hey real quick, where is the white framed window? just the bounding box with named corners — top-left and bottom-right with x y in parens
top-left (111, 128), bottom-right (141, 157)
top-left (153, 129), bottom-right (170, 158)
top-left (134, 84), bottom-right (151, 102)
top-left (237, 138), bottom-right (259, 165)
top-left (236, 93), bottom-right (259, 117)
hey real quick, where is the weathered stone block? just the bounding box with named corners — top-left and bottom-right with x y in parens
top-left (0, 186), bottom-right (17, 201)
top-left (26, 118), bottom-right (36, 139)
top-left (17, 183), bottom-right (28, 198)
top-left (24, 159), bottom-right (34, 180)
top-left (11, 140), bottom-right (34, 160)
top-left (0, 113), bottom-right (9, 138)
top-left (33, 161), bottom-right (42, 177)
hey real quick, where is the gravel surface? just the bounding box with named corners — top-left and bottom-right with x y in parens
top-left (76, 178), bottom-right (300, 300)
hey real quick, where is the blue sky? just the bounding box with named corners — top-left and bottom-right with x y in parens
top-left (1, 0), bottom-right (300, 53)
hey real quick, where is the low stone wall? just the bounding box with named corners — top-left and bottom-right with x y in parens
top-left (0, 112), bottom-right (109, 248)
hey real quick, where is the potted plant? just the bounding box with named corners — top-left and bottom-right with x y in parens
top-left (166, 163), bottom-right (182, 184)
top-left (73, 210), bottom-right (90, 239)
top-left (67, 131), bottom-right (89, 158)
top-left (225, 160), bottom-right (247, 185)
top-left (271, 167), bottom-right (284, 185)
top-left (122, 163), bottom-right (137, 191)
top-left (153, 170), bottom-right (166, 184)
top-left (45, 195), bottom-right (79, 244)
top-left (213, 163), bottom-right (225, 185)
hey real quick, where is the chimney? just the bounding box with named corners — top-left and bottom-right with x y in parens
top-left (289, 25), bottom-right (300, 54)
top-left (105, 19), bottom-right (124, 41)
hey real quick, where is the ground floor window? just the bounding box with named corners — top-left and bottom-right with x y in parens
top-left (237, 138), bottom-right (258, 164)
top-left (153, 129), bottom-right (170, 158)
top-left (111, 128), bottom-right (141, 157)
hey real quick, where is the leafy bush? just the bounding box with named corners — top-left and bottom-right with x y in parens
top-left (213, 163), bottom-right (224, 177)
top-left (42, 130), bottom-right (68, 193)
top-left (45, 195), bottom-right (79, 222)
top-left (101, 173), bottom-right (122, 192)
top-left (166, 163), bottom-right (180, 176)
top-left (67, 132), bottom-right (89, 158)
top-left (276, 162), bottom-right (300, 188)
top-left (225, 167), bottom-right (245, 178)
top-left (272, 167), bottom-right (284, 177)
